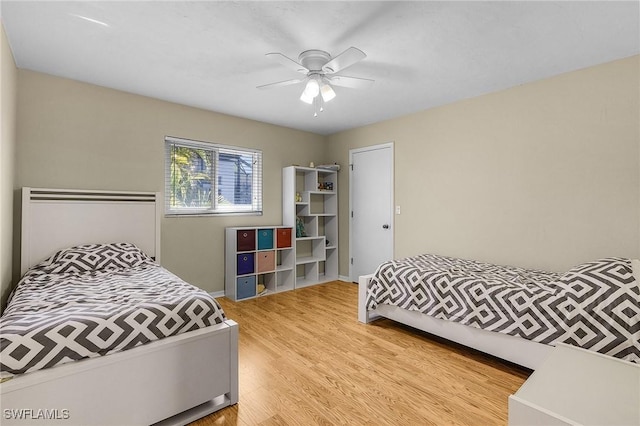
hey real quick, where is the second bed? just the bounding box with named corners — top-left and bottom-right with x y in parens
top-left (359, 253), bottom-right (640, 369)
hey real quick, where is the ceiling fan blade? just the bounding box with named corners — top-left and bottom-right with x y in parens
top-left (266, 53), bottom-right (309, 74)
top-left (257, 78), bottom-right (304, 90)
top-left (322, 47), bottom-right (366, 74)
top-left (328, 75), bottom-right (374, 89)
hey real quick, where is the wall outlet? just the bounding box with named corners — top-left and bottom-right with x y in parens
top-left (395, 205), bottom-right (401, 215)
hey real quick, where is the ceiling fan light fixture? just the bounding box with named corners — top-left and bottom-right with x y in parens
top-left (302, 78), bottom-right (320, 99)
top-left (300, 90), bottom-right (314, 104)
top-left (261, 47), bottom-right (372, 113)
top-left (320, 82), bottom-right (336, 102)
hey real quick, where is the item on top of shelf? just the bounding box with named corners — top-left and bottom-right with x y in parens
top-left (295, 192), bottom-right (302, 202)
top-left (309, 162), bottom-right (315, 168)
top-left (316, 163), bottom-right (340, 171)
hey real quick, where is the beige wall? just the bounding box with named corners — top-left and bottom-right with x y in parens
top-left (15, 70), bottom-right (326, 293)
top-left (11, 55), bottom-right (640, 295)
top-left (1, 24), bottom-right (17, 309)
top-left (328, 55), bottom-right (640, 275)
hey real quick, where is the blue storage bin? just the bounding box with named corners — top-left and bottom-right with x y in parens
top-left (237, 253), bottom-right (254, 275)
top-left (257, 228), bottom-right (274, 250)
top-left (237, 276), bottom-right (256, 299)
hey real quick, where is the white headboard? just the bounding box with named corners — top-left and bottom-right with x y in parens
top-left (21, 188), bottom-right (161, 275)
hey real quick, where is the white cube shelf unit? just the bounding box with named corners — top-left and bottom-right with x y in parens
top-left (225, 226), bottom-right (294, 301)
top-left (282, 166), bottom-right (338, 288)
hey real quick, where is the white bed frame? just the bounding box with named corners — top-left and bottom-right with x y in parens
top-left (358, 274), bottom-right (552, 370)
top-left (2, 188), bottom-right (239, 426)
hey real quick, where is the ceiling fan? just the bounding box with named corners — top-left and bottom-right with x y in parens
top-left (257, 47), bottom-right (374, 115)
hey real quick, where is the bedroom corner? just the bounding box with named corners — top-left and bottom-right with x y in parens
top-left (0, 23), bottom-right (17, 311)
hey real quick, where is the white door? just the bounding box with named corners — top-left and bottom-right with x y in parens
top-left (349, 143), bottom-right (394, 282)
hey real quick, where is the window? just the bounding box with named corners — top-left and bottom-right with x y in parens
top-left (165, 136), bottom-right (262, 216)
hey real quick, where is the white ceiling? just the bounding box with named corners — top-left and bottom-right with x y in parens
top-left (1, 1), bottom-right (639, 135)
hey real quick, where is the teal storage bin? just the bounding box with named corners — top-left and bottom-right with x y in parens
top-left (257, 228), bottom-right (274, 250)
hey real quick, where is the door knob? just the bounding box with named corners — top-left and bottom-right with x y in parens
top-left (382, 224), bottom-right (389, 229)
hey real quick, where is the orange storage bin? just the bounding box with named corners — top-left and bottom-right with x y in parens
top-left (276, 228), bottom-right (292, 248)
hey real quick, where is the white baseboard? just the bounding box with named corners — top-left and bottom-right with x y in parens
top-left (210, 279), bottom-right (353, 301)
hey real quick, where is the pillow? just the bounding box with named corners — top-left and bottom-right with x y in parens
top-left (557, 257), bottom-right (635, 296)
top-left (36, 242), bottom-right (153, 274)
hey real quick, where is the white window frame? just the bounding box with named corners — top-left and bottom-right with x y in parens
top-left (164, 136), bottom-right (263, 216)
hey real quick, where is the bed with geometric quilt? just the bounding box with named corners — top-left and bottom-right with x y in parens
top-left (363, 254), bottom-right (640, 365)
top-left (1, 242), bottom-right (228, 378)
top-left (1, 187), bottom-right (237, 426)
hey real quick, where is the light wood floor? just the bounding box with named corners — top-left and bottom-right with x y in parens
top-left (192, 281), bottom-right (530, 426)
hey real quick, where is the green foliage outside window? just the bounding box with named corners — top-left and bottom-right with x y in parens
top-left (169, 146), bottom-right (213, 209)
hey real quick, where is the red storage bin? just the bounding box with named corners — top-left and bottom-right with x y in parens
top-left (237, 229), bottom-right (255, 251)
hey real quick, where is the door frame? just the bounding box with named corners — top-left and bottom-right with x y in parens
top-left (348, 142), bottom-right (394, 282)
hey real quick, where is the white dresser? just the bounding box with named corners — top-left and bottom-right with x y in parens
top-left (509, 343), bottom-right (640, 426)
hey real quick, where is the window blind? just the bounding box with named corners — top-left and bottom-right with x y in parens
top-left (164, 136), bottom-right (263, 216)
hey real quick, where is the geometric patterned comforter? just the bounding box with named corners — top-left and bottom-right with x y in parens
top-left (0, 243), bottom-right (227, 377)
top-left (366, 254), bottom-right (640, 363)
